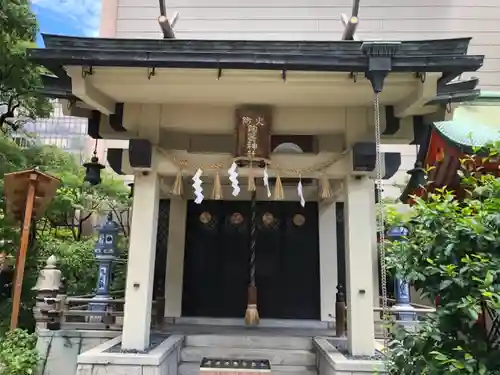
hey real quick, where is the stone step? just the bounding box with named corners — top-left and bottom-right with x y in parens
top-left (175, 318), bottom-right (329, 330)
top-left (185, 335), bottom-right (313, 350)
top-left (181, 347), bottom-right (316, 366)
top-left (179, 362), bottom-right (317, 375)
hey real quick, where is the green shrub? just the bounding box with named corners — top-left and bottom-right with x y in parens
top-left (0, 329), bottom-right (39, 375)
top-left (385, 158), bottom-right (500, 374)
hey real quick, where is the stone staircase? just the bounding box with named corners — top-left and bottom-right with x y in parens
top-left (178, 334), bottom-right (317, 375)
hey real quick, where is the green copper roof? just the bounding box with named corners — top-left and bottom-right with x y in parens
top-left (478, 91), bottom-right (500, 99)
top-left (466, 91), bottom-right (500, 105)
top-left (433, 120), bottom-right (500, 154)
top-left (401, 92), bottom-right (500, 202)
top-left (432, 103), bottom-right (500, 154)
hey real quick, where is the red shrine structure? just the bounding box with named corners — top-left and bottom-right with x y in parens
top-left (400, 92), bottom-right (500, 203)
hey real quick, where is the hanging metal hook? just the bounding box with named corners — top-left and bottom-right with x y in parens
top-left (93, 138), bottom-right (98, 156)
top-left (66, 99), bottom-right (76, 110)
top-left (446, 100), bottom-right (452, 114)
top-left (217, 68), bottom-right (223, 80)
top-left (416, 72), bottom-right (426, 83)
top-left (349, 72), bottom-right (358, 83)
top-left (281, 69), bottom-right (287, 82)
top-left (81, 66), bottom-right (93, 79)
top-left (147, 67), bottom-right (156, 80)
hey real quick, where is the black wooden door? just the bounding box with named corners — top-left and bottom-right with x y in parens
top-left (255, 202), bottom-right (320, 319)
top-left (182, 200), bottom-right (249, 318)
top-left (182, 200), bottom-right (320, 320)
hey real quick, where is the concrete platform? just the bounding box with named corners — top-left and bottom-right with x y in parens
top-left (185, 334), bottom-right (314, 350)
top-left (159, 322), bottom-right (335, 338)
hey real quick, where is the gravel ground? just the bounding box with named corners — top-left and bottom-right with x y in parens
top-left (330, 342), bottom-right (385, 361)
top-left (106, 334), bottom-right (170, 354)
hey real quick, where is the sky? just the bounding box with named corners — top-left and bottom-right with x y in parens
top-left (31, 0), bottom-right (102, 46)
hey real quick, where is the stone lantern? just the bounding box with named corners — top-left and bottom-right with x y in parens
top-left (89, 212), bottom-right (120, 318)
top-left (33, 255), bottom-right (62, 329)
top-left (386, 226), bottom-right (416, 326)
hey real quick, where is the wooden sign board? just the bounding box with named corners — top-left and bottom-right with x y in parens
top-left (4, 169), bottom-right (60, 222)
top-left (235, 105), bottom-right (272, 160)
top-left (3, 169), bottom-right (60, 330)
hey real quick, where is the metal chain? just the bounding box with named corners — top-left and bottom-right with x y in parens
top-left (373, 92), bottom-right (389, 349)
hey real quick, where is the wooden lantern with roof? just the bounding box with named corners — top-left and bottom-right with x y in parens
top-left (3, 168), bottom-right (60, 330)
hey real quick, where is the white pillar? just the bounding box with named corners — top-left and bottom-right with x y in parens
top-left (319, 201), bottom-right (338, 321)
top-left (121, 171), bottom-right (160, 351)
top-left (164, 199), bottom-right (188, 317)
top-left (344, 176), bottom-right (375, 356)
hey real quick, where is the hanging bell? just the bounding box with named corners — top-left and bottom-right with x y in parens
top-left (399, 161), bottom-right (426, 203)
top-left (83, 156), bottom-right (105, 186)
top-left (128, 183), bottom-right (134, 198)
top-left (407, 161), bottom-right (426, 188)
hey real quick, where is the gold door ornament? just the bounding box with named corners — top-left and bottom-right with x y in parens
top-left (260, 212), bottom-right (279, 231)
top-left (199, 211), bottom-right (212, 224)
top-left (199, 211), bottom-right (218, 231)
top-left (230, 212), bottom-right (244, 225)
top-left (293, 214), bottom-right (306, 227)
top-left (262, 212), bottom-right (275, 227)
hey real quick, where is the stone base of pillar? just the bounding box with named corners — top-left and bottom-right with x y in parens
top-left (315, 338), bottom-right (387, 375)
top-left (77, 335), bottom-right (184, 375)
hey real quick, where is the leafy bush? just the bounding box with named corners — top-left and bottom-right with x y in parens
top-left (385, 159), bottom-right (500, 374)
top-left (37, 235), bottom-right (97, 295)
top-left (0, 329), bottom-right (39, 375)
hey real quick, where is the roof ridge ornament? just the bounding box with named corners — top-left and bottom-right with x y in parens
top-left (341, 0), bottom-right (360, 40)
top-left (158, 0), bottom-right (179, 39)
top-left (361, 41), bottom-right (401, 93)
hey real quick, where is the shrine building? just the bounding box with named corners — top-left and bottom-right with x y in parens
top-left (31, 34), bottom-right (484, 361)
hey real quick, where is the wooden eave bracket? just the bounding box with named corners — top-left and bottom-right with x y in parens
top-left (427, 78), bottom-right (481, 105)
top-left (60, 99), bottom-right (92, 118)
top-left (107, 148), bottom-right (126, 175)
top-left (86, 107), bottom-right (137, 140)
top-left (65, 66), bottom-right (116, 115)
top-left (394, 74), bottom-right (440, 118)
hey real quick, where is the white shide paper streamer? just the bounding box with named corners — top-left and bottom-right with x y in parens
top-left (228, 162), bottom-right (240, 197)
top-left (263, 166), bottom-right (271, 198)
top-left (192, 168), bottom-right (204, 204)
top-left (297, 179), bottom-right (305, 207)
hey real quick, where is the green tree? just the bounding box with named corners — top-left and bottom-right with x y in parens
top-left (0, 135), bottom-right (130, 332)
top-left (385, 154), bottom-right (500, 375)
top-left (0, 0), bottom-right (51, 131)
top-left (30, 145), bottom-right (130, 241)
